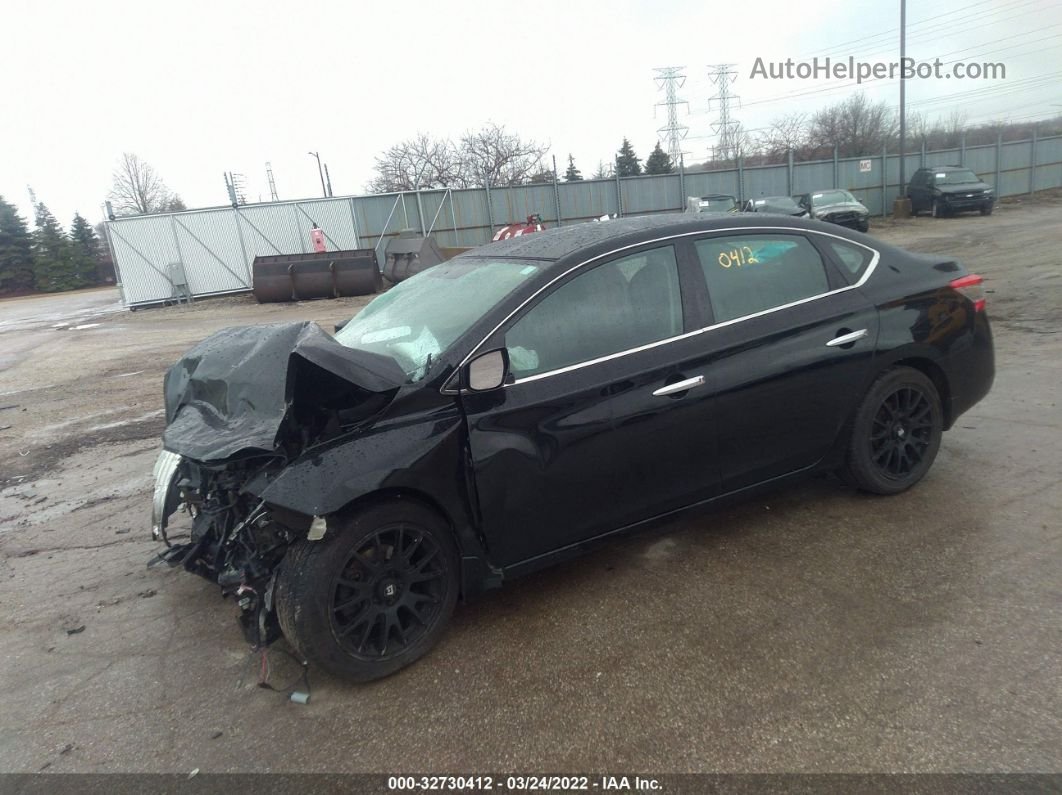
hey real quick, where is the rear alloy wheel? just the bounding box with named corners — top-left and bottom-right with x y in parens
top-left (275, 501), bottom-right (458, 682)
top-left (842, 367), bottom-right (943, 495)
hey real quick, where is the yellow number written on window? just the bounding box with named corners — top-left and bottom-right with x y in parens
top-left (717, 246), bottom-right (760, 269)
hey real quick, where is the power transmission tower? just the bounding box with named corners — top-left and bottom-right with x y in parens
top-left (224, 172), bottom-right (248, 206)
top-left (708, 64), bottom-right (741, 162)
top-left (653, 66), bottom-right (689, 164)
top-left (266, 162), bottom-right (279, 201)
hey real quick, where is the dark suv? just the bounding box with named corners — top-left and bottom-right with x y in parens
top-left (907, 166), bottom-right (995, 218)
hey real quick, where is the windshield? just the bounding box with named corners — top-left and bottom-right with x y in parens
top-left (752, 197), bottom-right (801, 212)
top-left (936, 169), bottom-right (981, 185)
top-left (334, 258), bottom-right (542, 382)
top-left (697, 196), bottom-right (736, 212)
top-left (812, 190), bottom-right (855, 206)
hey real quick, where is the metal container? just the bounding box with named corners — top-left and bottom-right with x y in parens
top-left (382, 234), bottom-right (446, 283)
top-left (252, 249), bottom-right (380, 303)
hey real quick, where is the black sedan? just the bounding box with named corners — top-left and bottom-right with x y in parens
top-left (794, 190), bottom-right (871, 232)
top-left (151, 214), bottom-right (994, 682)
top-left (743, 195), bottom-right (808, 217)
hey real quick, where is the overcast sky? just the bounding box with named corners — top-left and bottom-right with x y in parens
top-left (2, 0), bottom-right (1060, 227)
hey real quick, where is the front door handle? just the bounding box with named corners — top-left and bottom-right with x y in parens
top-left (652, 375), bottom-right (705, 397)
top-left (826, 329), bottom-right (868, 347)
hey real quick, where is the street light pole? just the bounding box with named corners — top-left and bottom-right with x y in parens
top-left (308, 151), bottom-right (327, 198)
top-left (899, 0), bottom-right (907, 188)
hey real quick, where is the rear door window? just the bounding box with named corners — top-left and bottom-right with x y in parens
top-left (692, 234), bottom-right (830, 323)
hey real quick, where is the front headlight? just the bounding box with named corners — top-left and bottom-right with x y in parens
top-left (983, 189), bottom-right (993, 194)
top-left (151, 450), bottom-right (182, 541)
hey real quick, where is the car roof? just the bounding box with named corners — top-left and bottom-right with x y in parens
top-left (461, 212), bottom-right (840, 266)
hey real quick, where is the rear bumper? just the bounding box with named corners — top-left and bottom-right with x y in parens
top-left (943, 311), bottom-right (995, 428)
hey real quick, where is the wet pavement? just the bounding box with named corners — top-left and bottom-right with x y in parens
top-left (0, 200), bottom-right (1059, 773)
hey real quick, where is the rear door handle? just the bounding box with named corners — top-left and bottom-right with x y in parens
top-left (826, 329), bottom-right (868, 347)
top-left (652, 375), bottom-right (705, 397)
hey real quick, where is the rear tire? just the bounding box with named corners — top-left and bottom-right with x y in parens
top-left (841, 367), bottom-right (943, 495)
top-left (275, 500), bottom-right (459, 682)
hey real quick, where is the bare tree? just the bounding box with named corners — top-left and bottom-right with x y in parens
top-left (757, 113), bottom-right (810, 163)
top-left (108, 153), bottom-right (177, 215)
top-left (458, 123), bottom-right (550, 187)
top-left (808, 93), bottom-right (896, 157)
top-left (366, 125), bottom-right (549, 192)
top-left (591, 160), bottom-right (613, 179)
top-left (366, 133), bottom-right (464, 193)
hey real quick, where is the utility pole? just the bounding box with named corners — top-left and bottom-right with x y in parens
top-left (653, 66), bottom-right (690, 165)
top-left (895, 0), bottom-right (912, 217)
top-left (308, 151), bottom-right (327, 197)
top-left (708, 64), bottom-right (741, 163)
top-left (266, 162), bottom-right (279, 202)
top-left (324, 163), bottom-right (334, 197)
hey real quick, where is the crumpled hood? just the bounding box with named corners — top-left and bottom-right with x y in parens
top-left (162, 321), bottom-right (406, 462)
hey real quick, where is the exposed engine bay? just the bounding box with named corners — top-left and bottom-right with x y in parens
top-left (150, 321), bottom-right (406, 647)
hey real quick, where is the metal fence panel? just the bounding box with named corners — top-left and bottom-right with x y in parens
top-left (107, 215), bottom-right (180, 305)
top-left (683, 170), bottom-right (741, 200)
top-left (108, 134), bottom-right (1062, 307)
top-left (620, 174), bottom-right (681, 215)
top-left (292, 200), bottom-right (360, 252)
top-left (558, 179), bottom-right (620, 223)
top-left (741, 165), bottom-right (787, 202)
top-left (794, 161), bottom-right (835, 195)
top-left (173, 210), bottom-right (249, 290)
top-left (964, 145), bottom-right (997, 178)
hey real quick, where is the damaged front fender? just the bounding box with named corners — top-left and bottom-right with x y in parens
top-left (255, 402), bottom-right (473, 527)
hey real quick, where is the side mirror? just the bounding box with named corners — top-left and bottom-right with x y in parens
top-left (465, 348), bottom-right (509, 392)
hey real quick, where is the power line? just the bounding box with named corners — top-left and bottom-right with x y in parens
top-left (653, 67), bottom-right (690, 164)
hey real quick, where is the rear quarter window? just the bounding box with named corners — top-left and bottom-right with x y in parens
top-left (824, 238), bottom-right (874, 282)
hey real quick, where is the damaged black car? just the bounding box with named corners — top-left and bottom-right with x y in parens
top-left (151, 213), bottom-right (994, 682)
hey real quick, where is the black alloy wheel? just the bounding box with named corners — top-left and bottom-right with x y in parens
top-left (842, 367), bottom-right (943, 495)
top-left (868, 386), bottom-right (935, 480)
top-left (330, 525), bottom-right (447, 660)
top-left (275, 501), bottom-right (458, 682)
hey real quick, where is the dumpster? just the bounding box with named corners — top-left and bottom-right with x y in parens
top-left (252, 249), bottom-right (380, 303)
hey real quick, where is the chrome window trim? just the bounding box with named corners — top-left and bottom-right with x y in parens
top-left (443, 226), bottom-right (880, 393)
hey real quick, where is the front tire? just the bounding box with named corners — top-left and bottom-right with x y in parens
top-left (275, 500), bottom-right (459, 682)
top-left (841, 367), bottom-right (943, 495)
top-left (931, 199), bottom-right (942, 218)
top-left (981, 203), bottom-right (993, 216)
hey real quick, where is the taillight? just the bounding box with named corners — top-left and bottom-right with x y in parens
top-left (950, 274), bottom-right (986, 312)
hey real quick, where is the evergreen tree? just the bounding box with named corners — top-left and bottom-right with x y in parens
top-left (644, 142), bottom-right (675, 175)
top-left (70, 213), bottom-right (102, 286)
top-left (564, 154), bottom-right (583, 181)
top-left (93, 221), bottom-right (117, 283)
top-left (614, 138), bottom-right (642, 177)
top-left (31, 203), bottom-right (80, 292)
top-left (0, 196), bottom-right (35, 293)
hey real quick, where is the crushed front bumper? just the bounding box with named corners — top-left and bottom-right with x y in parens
top-left (150, 449), bottom-right (182, 541)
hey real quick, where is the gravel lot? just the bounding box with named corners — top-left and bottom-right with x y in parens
top-left (0, 197), bottom-right (1059, 774)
